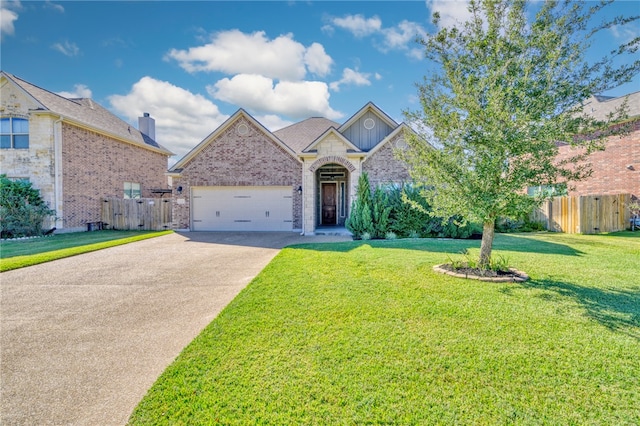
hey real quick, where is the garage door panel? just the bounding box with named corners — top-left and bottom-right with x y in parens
top-left (192, 186), bottom-right (293, 231)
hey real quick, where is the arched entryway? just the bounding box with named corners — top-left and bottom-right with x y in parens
top-left (315, 163), bottom-right (350, 227)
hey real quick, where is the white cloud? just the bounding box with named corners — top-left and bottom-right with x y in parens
top-left (166, 30), bottom-right (332, 81)
top-left (610, 23), bottom-right (640, 45)
top-left (329, 68), bottom-right (373, 92)
top-left (108, 76), bottom-right (229, 160)
top-left (304, 42), bottom-right (333, 77)
top-left (51, 40), bottom-right (80, 56)
top-left (331, 14), bottom-right (382, 38)
top-left (56, 84), bottom-right (92, 99)
top-left (255, 114), bottom-right (294, 132)
top-left (208, 74), bottom-right (343, 120)
top-left (426, 0), bottom-right (473, 28)
top-left (44, 1), bottom-right (64, 13)
top-left (327, 14), bottom-right (425, 59)
top-left (380, 20), bottom-right (426, 52)
top-left (0, 2), bottom-right (19, 37)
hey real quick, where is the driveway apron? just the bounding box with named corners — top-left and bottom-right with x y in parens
top-left (1, 232), bottom-right (349, 425)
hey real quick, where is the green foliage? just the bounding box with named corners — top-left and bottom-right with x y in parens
top-left (451, 249), bottom-right (511, 273)
top-left (496, 216), bottom-right (547, 233)
top-left (387, 184), bottom-right (432, 237)
top-left (348, 182), bottom-right (484, 240)
top-left (371, 187), bottom-right (391, 239)
top-left (402, 0), bottom-right (639, 266)
top-left (345, 173), bottom-right (375, 239)
top-left (0, 174), bottom-right (56, 238)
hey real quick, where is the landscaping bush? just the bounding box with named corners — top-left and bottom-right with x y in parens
top-left (346, 173), bottom-right (375, 239)
top-left (496, 216), bottom-right (546, 233)
top-left (0, 174), bottom-right (56, 238)
top-left (347, 181), bottom-right (483, 240)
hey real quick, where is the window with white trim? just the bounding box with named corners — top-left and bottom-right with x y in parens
top-left (124, 182), bottom-right (141, 199)
top-left (1, 117), bottom-right (29, 149)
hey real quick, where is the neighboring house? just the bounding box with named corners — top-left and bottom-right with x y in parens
top-left (169, 102), bottom-right (413, 234)
top-left (0, 71), bottom-right (173, 232)
top-left (552, 91), bottom-right (640, 199)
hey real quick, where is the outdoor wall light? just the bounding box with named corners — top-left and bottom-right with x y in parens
top-left (297, 185), bottom-right (303, 195)
top-left (177, 186), bottom-right (183, 194)
top-left (626, 164), bottom-right (635, 171)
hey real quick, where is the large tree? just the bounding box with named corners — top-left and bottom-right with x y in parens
top-left (403, 0), bottom-right (639, 268)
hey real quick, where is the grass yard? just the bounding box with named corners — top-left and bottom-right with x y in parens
top-left (0, 230), bottom-right (173, 272)
top-left (129, 232), bottom-right (640, 425)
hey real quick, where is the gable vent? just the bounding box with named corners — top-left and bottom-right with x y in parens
top-left (364, 118), bottom-right (375, 130)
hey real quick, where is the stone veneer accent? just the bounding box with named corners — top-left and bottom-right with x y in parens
top-left (62, 123), bottom-right (168, 229)
top-left (171, 117), bottom-right (303, 230)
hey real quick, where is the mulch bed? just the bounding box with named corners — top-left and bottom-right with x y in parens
top-left (433, 263), bottom-right (529, 283)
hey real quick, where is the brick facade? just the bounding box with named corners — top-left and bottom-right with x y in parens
top-left (555, 119), bottom-right (639, 199)
top-left (362, 134), bottom-right (411, 188)
top-left (62, 123), bottom-right (169, 229)
top-left (171, 117), bottom-right (303, 230)
top-left (171, 105), bottom-right (416, 234)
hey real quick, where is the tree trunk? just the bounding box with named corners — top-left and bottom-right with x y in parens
top-left (478, 220), bottom-right (495, 269)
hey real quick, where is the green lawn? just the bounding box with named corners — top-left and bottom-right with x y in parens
top-left (129, 232), bottom-right (640, 425)
top-left (0, 230), bottom-right (173, 272)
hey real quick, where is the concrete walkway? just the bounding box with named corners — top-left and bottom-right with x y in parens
top-left (1, 232), bottom-right (350, 425)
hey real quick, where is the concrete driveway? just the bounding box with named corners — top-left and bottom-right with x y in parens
top-left (1, 231), bottom-right (349, 425)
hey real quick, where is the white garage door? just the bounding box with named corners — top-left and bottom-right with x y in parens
top-left (191, 186), bottom-right (293, 231)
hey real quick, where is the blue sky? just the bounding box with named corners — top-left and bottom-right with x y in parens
top-left (2, 1), bottom-right (639, 162)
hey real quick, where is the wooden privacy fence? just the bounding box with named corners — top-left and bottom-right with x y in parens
top-left (101, 198), bottom-right (172, 231)
top-left (531, 194), bottom-right (631, 234)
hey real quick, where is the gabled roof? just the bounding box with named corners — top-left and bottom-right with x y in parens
top-left (365, 122), bottom-right (418, 157)
top-left (273, 117), bottom-right (339, 154)
top-left (338, 101), bottom-right (399, 133)
top-left (0, 71), bottom-right (172, 155)
top-left (302, 127), bottom-right (363, 155)
top-left (581, 91), bottom-right (640, 122)
top-left (169, 109), bottom-right (300, 172)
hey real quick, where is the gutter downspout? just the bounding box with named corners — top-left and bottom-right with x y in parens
top-left (53, 117), bottom-right (63, 229)
top-left (300, 173), bottom-right (305, 236)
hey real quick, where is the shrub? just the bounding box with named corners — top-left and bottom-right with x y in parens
top-left (496, 216), bottom-right (547, 233)
top-left (387, 184), bottom-right (432, 238)
top-left (348, 181), bottom-right (484, 240)
top-left (371, 187), bottom-right (391, 239)
top-left (0, 174), bottom-right (56, 238)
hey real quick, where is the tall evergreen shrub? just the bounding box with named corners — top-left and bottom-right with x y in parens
top-left (345, 172), bottom-right (374, 239)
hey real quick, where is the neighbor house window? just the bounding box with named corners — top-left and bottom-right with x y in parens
top-left (124, 182), bottom-right (141, 199)
top-left (1, 117), bottom-right (29, 149)
top-left (527, 184), bottom-right (567, 197)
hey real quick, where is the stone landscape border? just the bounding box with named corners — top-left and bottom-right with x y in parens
top-left (433, 264), bottom-right (530, 283)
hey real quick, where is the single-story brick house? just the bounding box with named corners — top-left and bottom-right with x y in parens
top-left (0, 71), bottom-right (173, 232)
top-left (554, 91), bottom-right (639, 199)
top-left (168, 102), bottom-right (413, 234)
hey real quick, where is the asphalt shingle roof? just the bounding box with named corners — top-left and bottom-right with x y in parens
top-left (2, 71), bottom-right (171, 155)
top-left (274, 117), bottom-right (340, 154)
top-left (582, 91), bottom-right (640, 122)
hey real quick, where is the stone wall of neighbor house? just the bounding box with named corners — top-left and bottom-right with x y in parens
top-left (0, 81), bottom-right (58, 211)
top-left (0, 114), bottom-right (57, 209)
top-left (555, 119), bottom-right (639, 199)
top-left (62, 123), bottom-right (168, 230)
top-left (362, 135), bottom-right (411, 189)
top-left (171, 117), bottom-right (303, 230)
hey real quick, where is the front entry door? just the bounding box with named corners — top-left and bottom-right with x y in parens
top-left (321, 183), bottom-right (337, 225)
